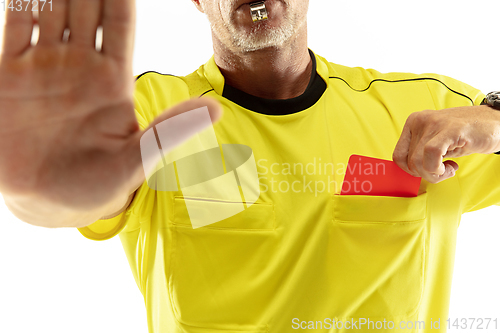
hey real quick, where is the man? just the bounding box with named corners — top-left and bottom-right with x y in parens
top-left (0, 1), bottom-right (499, 333)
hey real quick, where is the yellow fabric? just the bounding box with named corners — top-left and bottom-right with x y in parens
top-left (78, 51), bottom-right (500, 333)
top-left (77, 211), bottom-right (128, 241)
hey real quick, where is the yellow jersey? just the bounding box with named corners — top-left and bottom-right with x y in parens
top-left (78, 50), bottom-right (500, 332)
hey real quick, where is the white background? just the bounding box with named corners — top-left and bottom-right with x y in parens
top-left (1, 1), bottom-right (499, 332)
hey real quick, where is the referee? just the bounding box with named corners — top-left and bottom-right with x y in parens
top-left (0, 1), bottom-right (499, 332)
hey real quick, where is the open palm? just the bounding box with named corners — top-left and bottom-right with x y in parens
top-left (0, 0), bottom-right (220, 211)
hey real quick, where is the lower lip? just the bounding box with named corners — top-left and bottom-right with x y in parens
top-left (237, 0), bottom-right (280, 19)
top-left (239, 0), bottom-right (275, 10)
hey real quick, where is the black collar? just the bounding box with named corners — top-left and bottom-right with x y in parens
top-left (222, 49), bottom-right (327, 116)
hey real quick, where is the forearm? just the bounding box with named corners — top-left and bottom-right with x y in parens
top-left (2, 190), bottom-right (133, 229)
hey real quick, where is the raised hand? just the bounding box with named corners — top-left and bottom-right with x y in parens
top-left (0, 0), bottom-right (221, 216)
top-left (393, 105), bottom-right (500, 184)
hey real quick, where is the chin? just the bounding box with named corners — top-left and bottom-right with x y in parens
top-left (232, 21), bottom-right (297, 52)
top-left (230, 35), bottom-right (285, 53)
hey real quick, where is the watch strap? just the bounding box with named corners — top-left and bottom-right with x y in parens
top-left (481, 98), bottom-right (500, 155)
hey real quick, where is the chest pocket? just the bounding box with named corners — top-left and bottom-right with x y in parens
top-left (169, 197), bottom-right (275, 331)
top-left (330, 192), bottom-right (428, 318)
top-left (173, 197), bottom-right (275, 230)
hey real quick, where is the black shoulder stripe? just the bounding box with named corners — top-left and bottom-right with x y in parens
top-left (135, 71), bottom-right (181, 82)
top-left (199, 89), bottom-right (215, 98)
top-left (329, 77), bottom-right (474, 106)
top-left (135, 71), bottom-right (214, 98)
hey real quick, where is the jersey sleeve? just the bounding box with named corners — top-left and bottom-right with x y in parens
top-left (423, 73), bottom-right (500, 213)
top-left (77, 76), bottom-right (156, 241)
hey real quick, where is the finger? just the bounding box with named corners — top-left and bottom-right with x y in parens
top-left (422, 133), bottom-right (454, 175)
top-left (393, 117), bottom-right (413, 174)
top-left (38, 0), bottom-right (69, 45)
top-left (152, 97), bottom-right (223, 127)
top-left (2, 1), bottom-right (34, 57)
top-left (443, 160), bottom-right (459, 173)
top-left (406, 132), bottom-right (423, 176)
top-left (430, 160), bottom-right (458, 183)
top-left (68, 0), bottom-right (102, 47)
top-left (443, 138), bottom-right (468, 159)
top-left (101, 0), bottom-right (135, 61)
top-left (134, 97), bottom-right (223, 155)
top-left (443, 147), bottom-right (469, 159)
top-left (411, 146), bottom-right (459, 184)
top-left (407, 139), bottom-right (428, 179)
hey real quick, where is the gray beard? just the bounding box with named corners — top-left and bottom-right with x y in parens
top-left (227, 21), bottom-right (296, 52)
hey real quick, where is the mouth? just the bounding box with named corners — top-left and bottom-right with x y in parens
top-left (236, 0), bottom-right (268, 9)
top-left (249, 1), bottom-right (268, 22)
top-left (232, 0), bottom-right (286, 26)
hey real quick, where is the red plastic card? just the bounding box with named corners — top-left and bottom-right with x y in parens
top-left (341, 155), bottom-right (422, 197)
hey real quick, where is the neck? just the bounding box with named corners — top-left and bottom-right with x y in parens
top-left (213, 26), bottom-right (311, 100)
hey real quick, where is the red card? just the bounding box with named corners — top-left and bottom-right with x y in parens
top-left (341, 155), bottom-right (421, 197)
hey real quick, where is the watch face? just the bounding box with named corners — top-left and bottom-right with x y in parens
top-left (487, 92), bottom-right (500, 109)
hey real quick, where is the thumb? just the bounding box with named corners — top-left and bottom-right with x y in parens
top-left (148, 97), bottom-right (223, 131)
top-left (123, 97), bottom-right (223, 190)
top-left (144, 96), bottom-right (222, 151)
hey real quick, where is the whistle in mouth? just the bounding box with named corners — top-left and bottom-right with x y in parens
top-left (250, 1), bottom-right (268, 22)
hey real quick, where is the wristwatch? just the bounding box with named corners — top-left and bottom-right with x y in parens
top-left (482, 91), bottom-right (500, 109)
top-left (481, 92), bottom-right (500, 155)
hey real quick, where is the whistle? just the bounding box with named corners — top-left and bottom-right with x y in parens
top-left (250, 1), bottom-right (268, 23)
